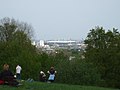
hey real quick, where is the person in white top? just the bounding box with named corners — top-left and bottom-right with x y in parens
top-left (47, 67), bottom-right (57, 83)
top-left (16, 65), bottom-right (22, 80)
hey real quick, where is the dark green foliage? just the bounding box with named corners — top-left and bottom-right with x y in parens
top-left (55, 59), bottom-right (101, 86)
top-left (84, 26), bottom-right (120, 88)
top-left (38, 50), bottom-right (100, 86)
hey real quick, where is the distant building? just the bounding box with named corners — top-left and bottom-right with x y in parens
top-left (32, 39), bottom-right (86, 52)
top-left (39, 40), bottom-right (44, 47)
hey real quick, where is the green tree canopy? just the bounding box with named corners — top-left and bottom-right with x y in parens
top-left (84, 26), bottom-right (120, 88)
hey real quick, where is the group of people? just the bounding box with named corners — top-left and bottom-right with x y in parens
top-left (39, 66), bottom-right (57, 83)
top-left (0, 64), bottom-right (22, 86)
top-left (0, 64), bottom-right (56, 86)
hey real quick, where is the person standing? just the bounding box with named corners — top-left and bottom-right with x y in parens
top-left (16, 65), bottom-right (22, 80)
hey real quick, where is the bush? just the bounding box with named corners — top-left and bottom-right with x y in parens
top-left (56, 59), bottom-right (101, 86)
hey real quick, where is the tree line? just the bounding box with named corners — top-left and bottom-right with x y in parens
top-left (0, 17), bottom-right (120, 88)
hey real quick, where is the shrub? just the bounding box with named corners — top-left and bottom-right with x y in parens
top-left (56, 59), bottom-right (101, 86)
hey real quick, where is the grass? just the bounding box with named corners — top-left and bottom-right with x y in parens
top-left (0, 81), bottom-right (119, 90)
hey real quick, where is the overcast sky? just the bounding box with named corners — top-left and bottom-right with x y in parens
top-left (0, 0), bottom-right (120, 40)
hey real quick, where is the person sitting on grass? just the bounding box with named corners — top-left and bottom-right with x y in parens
top-left (0, 64), bottom-right (19, 86)
top-left (39, 70), bottom-right (46, 82)
top-left (47, 66), bottom-right (57, 83)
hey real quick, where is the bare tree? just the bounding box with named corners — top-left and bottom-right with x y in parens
top-left (0, 17), bottom-right (34, 42)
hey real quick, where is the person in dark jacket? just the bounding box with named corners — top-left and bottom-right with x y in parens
top-left (0, 64), bottom-right (19, 86)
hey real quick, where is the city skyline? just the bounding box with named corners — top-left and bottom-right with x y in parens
top-left (0, 0), bottom-right (120, 40)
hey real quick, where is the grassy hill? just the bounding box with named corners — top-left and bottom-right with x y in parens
top-left (0, 81), bottom-right (118, 90)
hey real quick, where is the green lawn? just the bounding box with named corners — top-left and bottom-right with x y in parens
top-left (0, 81), bottom-right (119, 90)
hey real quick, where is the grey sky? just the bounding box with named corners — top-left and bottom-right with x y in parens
top-left (0, 0), bottom-right (120, 40)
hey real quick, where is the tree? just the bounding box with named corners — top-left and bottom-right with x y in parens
top-left (0, 17), bottom-right (33, 42)
top-left (0, 17), bottom-right (40, 80)
top-left (84, 26), bottom-right (120, 88)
